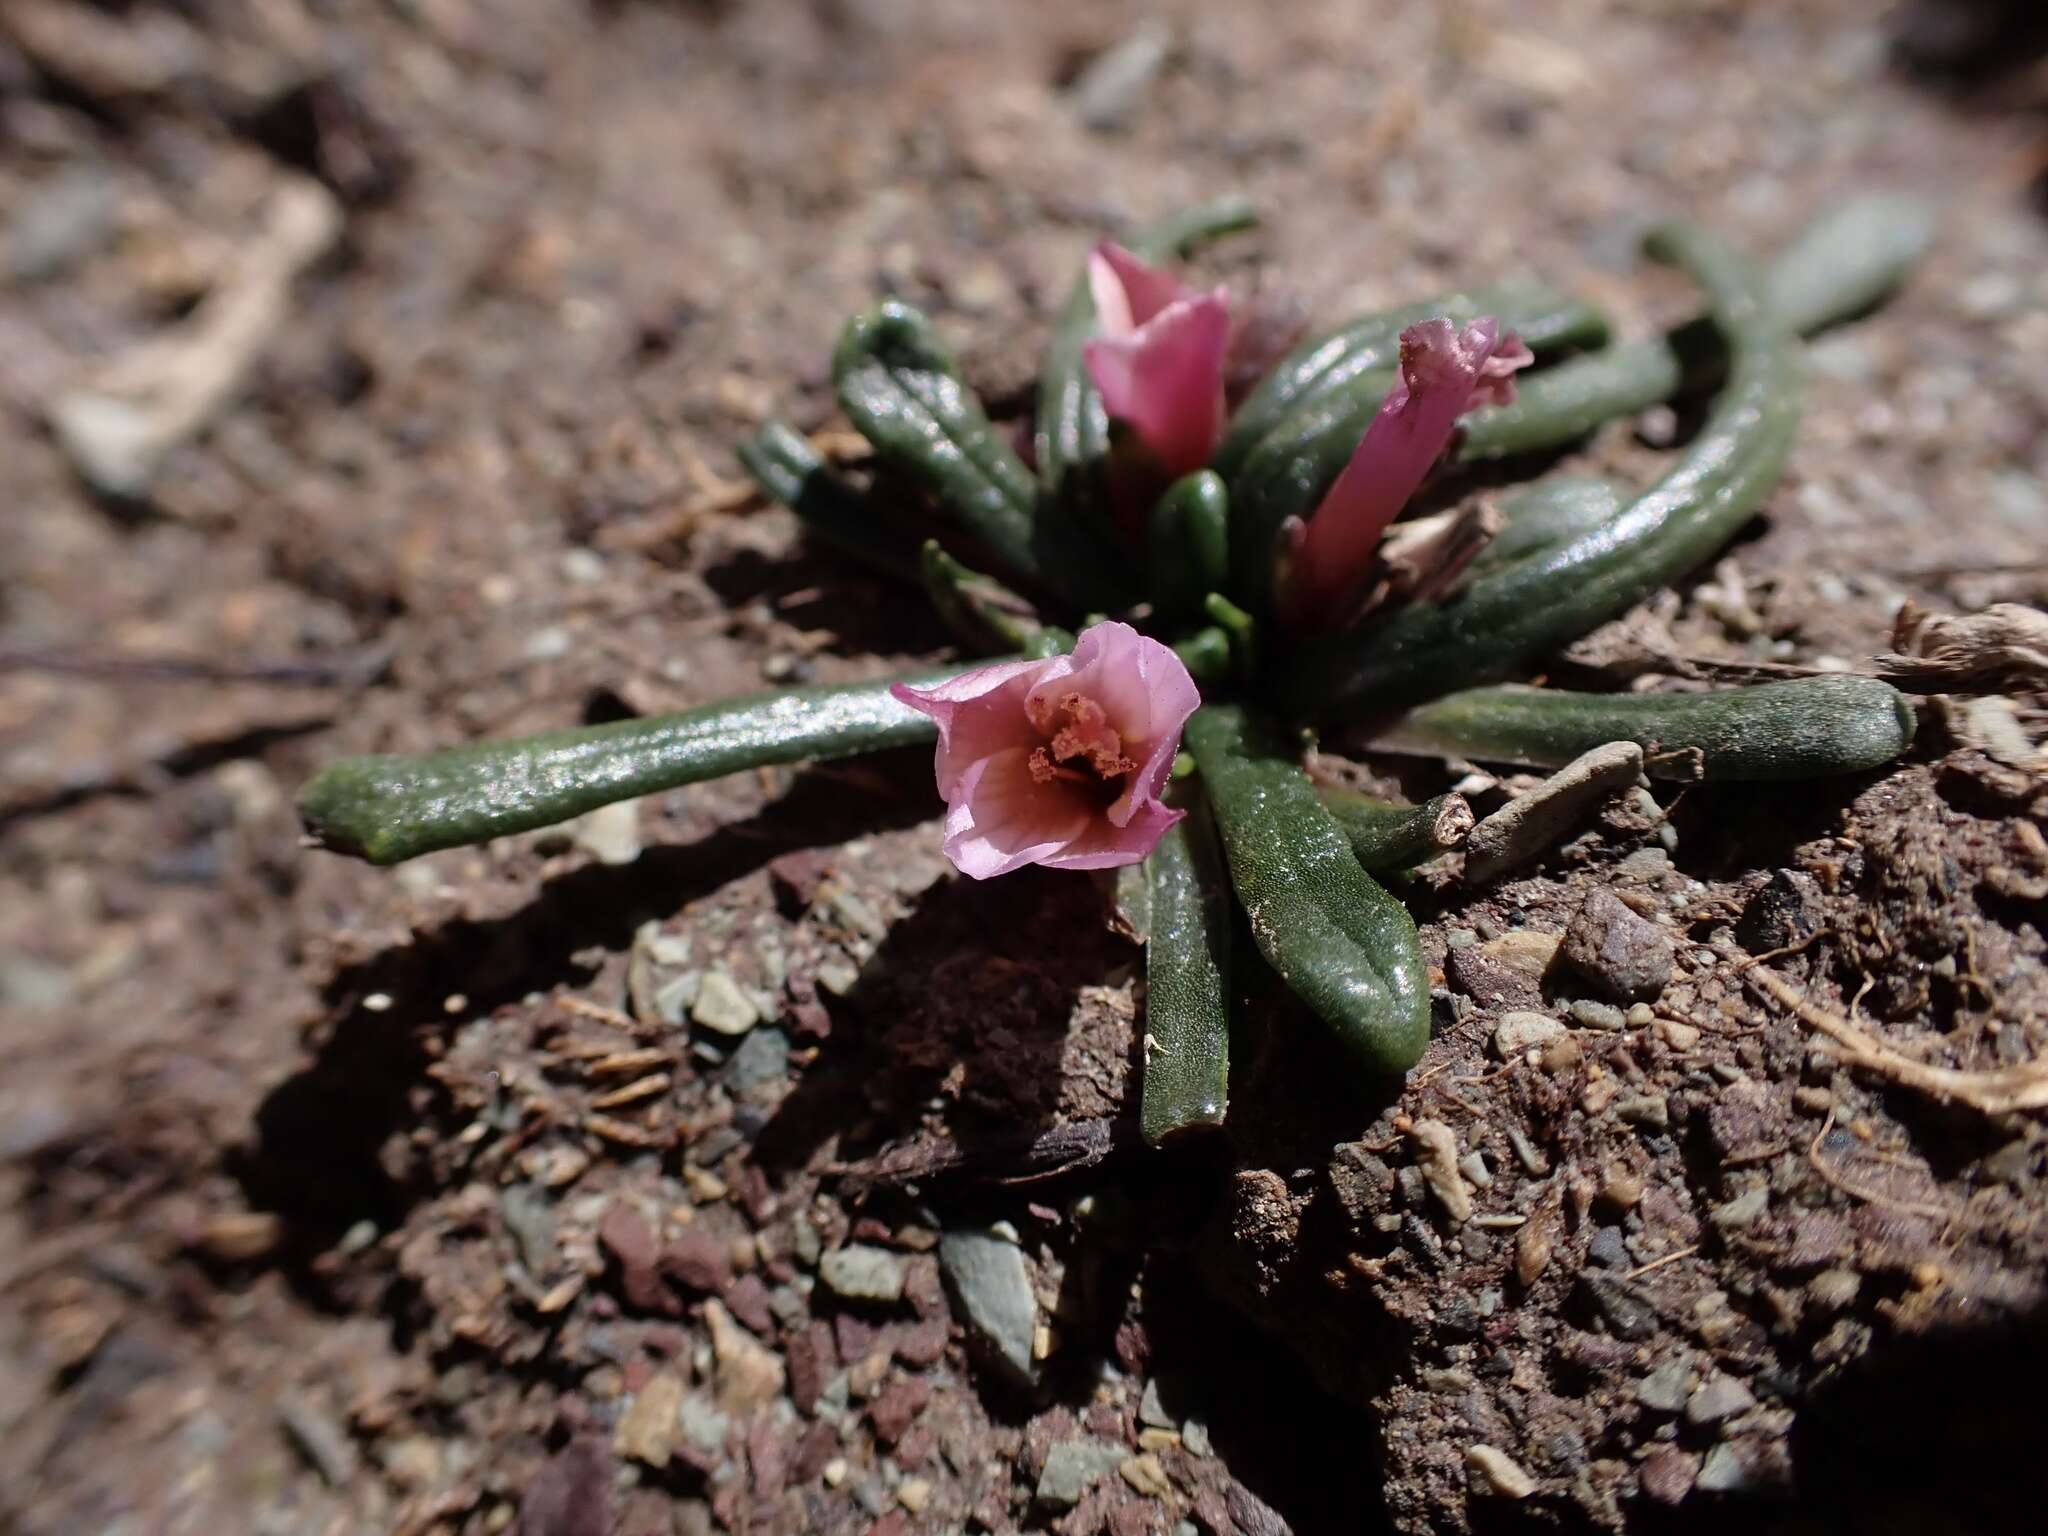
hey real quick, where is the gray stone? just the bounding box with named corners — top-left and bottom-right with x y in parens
top-left (1036, 1438), bottom-right (1126, 1509)
top-left (1568, 999), bottom-right (1628, 1031)
top-left (791, 1214), bottom-right (822, 1268)
top-left (677, 1393), bottom-right (731, 1458)
top-left (1139, 1377), bottom-right (1177, 1430)
top-left (1067, 21), bottom-right (1171, 131)
top-left (498, 1184), bottom-right (557, 1275)
top-left (1580, 1274), bottom-right (1658, 1341)
top-left (1711, 1186), bottom-right (1770, 1230)
top-left (1636, 1357), bottom-right (1695, 1414)
top-left (1615, 1094), bottom-right (1671, 1131)
top-left (1695, 1440), bottom-right (1769, 1494)
top-left (1684, 1373), bottom-right (1757, 1427)
top-left (939, 1228), bottom-right (1038, 1387)
top-left (724, 1028), bottom-right (789, 1094)
top-left (1586, 1226), bottom-right (1630, 1269)
top-left (816, 956), bottom-right (861, 997)
top-left (819, 1244), bottom-right (906, 1303)
top-left (7, 165), bottom-right (120, 282)
top-left (1562, 887), bottom-right (1676, 1002)
top-left (692, 970), bottom-right (760, 1035)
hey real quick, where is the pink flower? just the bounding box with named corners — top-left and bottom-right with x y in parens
top-left (1285, 317), bottom-right (1533, 626)
top-left (1082, 242), bottom-right (1232, 485)
top-left (889, 621), bottom-right (1201, 880)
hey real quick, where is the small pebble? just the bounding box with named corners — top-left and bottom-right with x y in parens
top-left (692, 971), bottom-right (760, 1036)
top-left (1711, 1186), bottom-right (1769, 1230)
top-left (1598, 1162), bottom-right (1646, 1211)
top-left (279, 1399), bottom-right (359, 1486)
top-left (939, 1228), bottom-right (1038, 1388)
top-left (1465, 1444), bottom-right (1538, 1499)
top-left (1586, 1226), bottom-right (1629, 1269)
top-left (613, 1372), bottom-right (684, 1467)
top-left (1138, 1377), bottom-right (1178, 1430)
top-left (1684, 1373), bottom-right (1757, 1427)
top-left (1637, 1357), bottom-right (1694, 1414)
top-left (1036, 1439), bottom-right (1127, 1509)
top-left (1695, 1441), bottom-right (1760, 1494)
top-left (1562, 887), bottom-right (1675, 1002)
top-left (1655, 1018), bottom-right (1701, 1051)
top-left (820, 1244), bottom-right (906, 1303)
top-left (1493, 1011), bottom-right (1565, 1056)
top-left (724, 1028), bottom-right (789, 1094)
top-left (566, 800), bottom-right (642, 866)
top-left (1119, 1453), bottom-right (1172, 1498)
top-left (816, 956), bottom-right (861, 997)
top-left (1506, 1126), bottom-right (1549, 1176)
top-left (1514, 1214), bottom-right (1553, 1285)
top-left (1806, 1268), bottom-right (1860, 1310)
top-left (1639, 1446), bottom-right (1699, 1505)
top-left (1068, 21), bottom-right (1172, 131)
top-left (1569, 999), bottom-right (1627, 1031)
top-left (1615, 1094), bottom-right (1671, 1131)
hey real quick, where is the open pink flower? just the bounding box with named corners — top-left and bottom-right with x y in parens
top-left (890, 621), bottom-right (1201, 880)
top-left (1082, 242), bottom-right (1231, 484)
top-left (1286, 317), bottom-right (1533, 626)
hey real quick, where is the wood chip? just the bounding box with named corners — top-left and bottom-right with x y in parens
top-left (1876, 601), bottom-right (2048, 692)
top-left (589, 1073), bottom-right (672, 1110)
top-left (1406, 1118), bottom-right (1473, 1224)
top-left (584, 1113), bottom-right (675, 1148)
top-left (1464, 741), bottom-right (1645, 884)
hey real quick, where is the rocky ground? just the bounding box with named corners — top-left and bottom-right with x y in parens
top-left (2, 2), bottom-right (2045, 1534)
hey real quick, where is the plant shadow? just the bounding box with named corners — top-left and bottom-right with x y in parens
top-left (231, 754), bottom-right (946, 1268)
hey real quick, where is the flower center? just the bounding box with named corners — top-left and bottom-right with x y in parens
top-left (1027, 692), bottom-right (1136, 795)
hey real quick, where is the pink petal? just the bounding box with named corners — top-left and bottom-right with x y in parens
top-left (1470, 332), bottom-right (1534, 408)
top-left (1037, 796), bottom-right (1184, 870)
top-left (941, 747), bottom-right (1095, 880)
top-left (1083, 290), bottom-right (1231, 481)
top-left (902, 623), bottom-right (1200, 880)
top-left (1031, 621), bottom-right (1200, 828)
top-left (892, 656), bottom-right (1057, 800)
top-left (1287, 317), bottom-right (1531, 626)
top-left (1087, 242), bottom-right (1197, 335)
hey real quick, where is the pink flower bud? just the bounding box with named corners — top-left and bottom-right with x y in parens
top-left (1287, 317), bottom-right (1532, 626)
top-left (1082, 242), bottom-right (1232, 485)
top-left (890, 621), bottom-right (1201, 879)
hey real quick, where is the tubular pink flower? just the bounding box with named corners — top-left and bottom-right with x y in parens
top-left (890, 621), bottom-right (1201, 880)
top-left (1287, 317), bottom-right (1533, 626)
top-left (1082, 242), bottom-right (1231, 485)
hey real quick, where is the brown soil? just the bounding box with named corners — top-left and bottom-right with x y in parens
top-left (3, 3), bottom-right (2045, 1535)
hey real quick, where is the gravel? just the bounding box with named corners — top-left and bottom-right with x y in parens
top-left (937, 1228), bottom-right (1039, 1389)
top-left (819, 1244), bottom-right (908, 1304)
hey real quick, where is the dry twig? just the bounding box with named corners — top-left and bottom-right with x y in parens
top-left (1746, 966), bottom-right (2048, 1115)
top-left (1876, 601), bottom-right (2048, 693)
